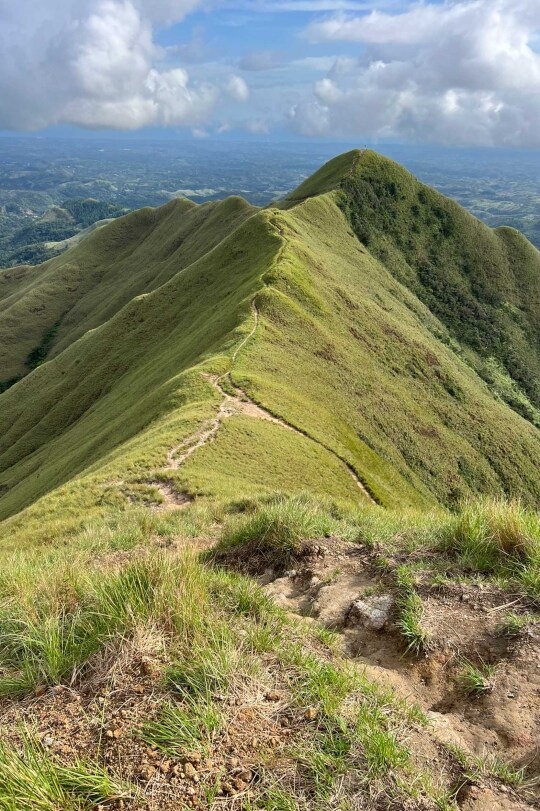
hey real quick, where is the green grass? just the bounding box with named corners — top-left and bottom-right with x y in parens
top-left (457, 659), bottom-right (496, 694)
top-left (338, 150), bottom-right (540, 414)
top-left (394, 565), bottom-right (431, 655)
top-left (442, 498), bottom-right (540, 571)
top-left (0, 730), bottom-right (134, 810)
top-left (0, 496), bottom-right (533, 809)
top-left (138, 698), bottom-right (223, 756)
top-left (449, 743), bottom-right (525, 788)
top-left (216, 493), bottom-right (357, 563)
top-left (497, 612), bottom-right (539, 636)
top-left (0, 150), bottom-right (539, 547)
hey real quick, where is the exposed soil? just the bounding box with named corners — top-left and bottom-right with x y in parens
top-left (2, 537), bottom-right (539, 809)
top-left (0, 628), bottom-right (296, 810)
top-left (223, 537), bottom-right (540, 809)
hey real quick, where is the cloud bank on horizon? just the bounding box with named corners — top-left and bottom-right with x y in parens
top-left (1, 0), bottom-right (539, 146)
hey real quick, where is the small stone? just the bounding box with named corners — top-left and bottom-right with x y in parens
top-left (265, 690), bottom-right (281, 702)
top-left (184, 762), bottom-right (197, 779)
top-left (304, 707), bottom-right (318, 721)
top-left (141, 659), bottom-right (158, 677)
top-left (139, 766), bottom-right (154, 780)
top-left (221, 781), bottom-right (235, 796)
top-left (347, 594), bottom-right (394, 631)
top-left (160, 760), bottom-right (171, 774)
top-left (42, 735), bottom-right (54, 747)
top-left (226, 757), bottom-right (239, 769)
top-left (250, 737), bottom-right (258, 748)
top-left (233, 778), bottom-right (248, 792)
top-left (105, 730), bottom-right (114, 739)
top-left (184, 751), bottom-right (202, 763)
top-left (236, 769), bottom-right (253, 783)
top-left (113, 728), bottom-right (122, 739)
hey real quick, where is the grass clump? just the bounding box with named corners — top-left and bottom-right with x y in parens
top-left (216, 494), bottom-right (354, 564)
top-left (444, 498), bottom-right (540, 572)
top-left (0, 730), bottom-right (133, 810)
top-left (138, 699), bottom-right (223, 756)
top-left (457, 660), bottom-right (496, 695)
top-left (394, 565), bottom-right (431, 655)
top-left (449, 744), bottom-right (525, 788)
top-left (497, 612), bottom-right (538, 637)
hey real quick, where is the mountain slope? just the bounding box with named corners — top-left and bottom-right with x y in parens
top-left (0, 150), bottom-right (539, 546)
top-left (0, 195), bottom-right (256, 389)
top-left (336, 150), bottom-right (540, 422)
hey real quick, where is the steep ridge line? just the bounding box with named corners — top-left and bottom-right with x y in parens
top-left (157, 212), bottom-right (377, 505)
top-left (260, 215), bottom-right (379, 505)
top-left (161, 291), bottom-right (376, 505)
top-left (226, 301), bottom-right (377, 505)
top-left (162, 300), bottom-right (282, 475)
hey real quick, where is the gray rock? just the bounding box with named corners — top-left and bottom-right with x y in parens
top-left (347, 594), bottom-right (394, 630)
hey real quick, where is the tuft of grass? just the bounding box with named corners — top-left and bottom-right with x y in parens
top-left (394, 565), bottom-right (431, 655)
top-left (0, 730), bottom-right (134, 811)
top-left (449, 743), bottom-right (525, 788)
top-left (216, 494), bottom-right (355, 564)
top-left (138, 699), bottom-right (223, 756)
top-left (497, 612), bottom-right (538, 637)
top-left (457, 659), bottom-right (496, 694)
top-left (444, 498), bottom-right (540, 572)
top-left (166, 633), bottom-right (235, 700)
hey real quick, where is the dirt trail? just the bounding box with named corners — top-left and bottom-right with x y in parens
top-left (163, 297), bottom-right (375, 505)
top-left (163, 300), bottom-right (279, 473)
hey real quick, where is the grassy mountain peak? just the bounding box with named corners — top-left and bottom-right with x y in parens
top-left (0, 150), bottom-right (540, 810)
top-left (0, 149), bottom-right (539, 539)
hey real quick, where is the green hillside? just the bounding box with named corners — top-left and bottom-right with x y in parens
top-left (1, 151), bottom-right (540, 811)
top-left (0, 149), bottom-right (539, 546)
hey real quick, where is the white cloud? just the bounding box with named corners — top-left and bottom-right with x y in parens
top-left (226, 75), bottom-right (251, 101)
top-left (0, 0), bottom-right (232, 130)
top-left (291, 0), bottom-right (540, 146)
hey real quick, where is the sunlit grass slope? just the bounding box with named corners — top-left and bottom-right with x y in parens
top-left (0, 195), bottom-right (256, 388)
top-left (0, 149), bottom-right (539, 549)
top-left (233, 191), bottom-right (540, 507)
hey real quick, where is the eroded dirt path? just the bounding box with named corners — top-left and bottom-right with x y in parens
top-left (163, 297), bottom-right (375, 505)
top-left (218, 538), bottom-right (540, 810)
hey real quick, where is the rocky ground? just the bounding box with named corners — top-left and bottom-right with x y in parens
top-left (245, 538), bottom-right (540, 810)
top-left (1, 532), bottom-right (539, 810)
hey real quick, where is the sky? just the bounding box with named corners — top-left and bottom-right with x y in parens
top-left (1, 0), bottom-right (540, 147)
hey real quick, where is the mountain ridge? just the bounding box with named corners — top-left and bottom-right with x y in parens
top-left (0, 150), bottom-right (539, 545)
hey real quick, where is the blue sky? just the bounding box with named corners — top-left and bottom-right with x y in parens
top-left (0, 0), bottom-right (539, 147)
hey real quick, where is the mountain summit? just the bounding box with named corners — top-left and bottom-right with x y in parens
top-left (0, 150), bottom-right (539, 541)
